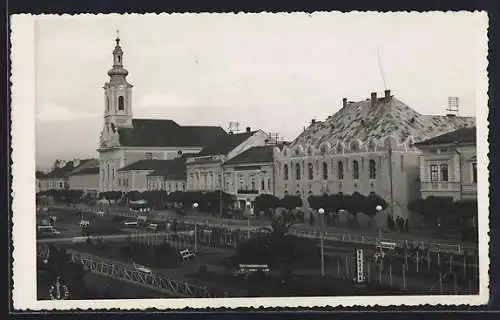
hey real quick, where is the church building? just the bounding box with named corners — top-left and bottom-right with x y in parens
top-left (97, 35), bottom-right (227, 192)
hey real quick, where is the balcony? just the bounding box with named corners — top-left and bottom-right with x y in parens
top-left (237, 189), bottom-right (259, 195)
top-left (420, 181), bottom-right (461, 193)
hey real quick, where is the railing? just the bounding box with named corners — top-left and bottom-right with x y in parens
top-left (37, 247), bottom-right (211, 298)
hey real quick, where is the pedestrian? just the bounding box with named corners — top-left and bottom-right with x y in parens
top-left (309, 213), bottom-right (315, 226)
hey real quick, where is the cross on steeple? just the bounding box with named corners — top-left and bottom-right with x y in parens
top-left (115, 29), bottom-right (120, 44)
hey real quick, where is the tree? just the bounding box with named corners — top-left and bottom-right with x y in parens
top-left (342, 192), bottom-right (367, 226)
top-left (361, 192), bottom-right (388, 229)
top-left (408, 196), bottom-right (454, 228)
top-left (254, 194), bottom-right (280, 217)
top-left (126, 191), bottom-right (143, 202)
top-left (278, 195), bottom-right (303, 211)
top-left (204, 190), bottom-right (235, 216)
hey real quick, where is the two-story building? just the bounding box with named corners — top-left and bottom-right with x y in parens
top-left (221, 145), bottom-right (277, 208)
top-left (146, 156), bottom-right (189, 192)
top-left (274, 90), bottom-right (476, 219)
top-left (67, 159), bottom-right (100, 194)
top-left (38, 159), bottom-right (87, 192)
top-left (414, 127), bottom-right (477, 201)
top-left (186, 127), bottom-right (269, 192)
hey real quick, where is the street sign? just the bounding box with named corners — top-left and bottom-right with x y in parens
top-left (355, 248), bottom-right (365, 284)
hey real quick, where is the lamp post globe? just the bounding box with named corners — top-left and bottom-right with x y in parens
top-left (376, 205), bottom-right (383, 212)
top-left (318, 208), bottom-right (325, 215)
top-left (193, 202), bottom-right (199, 209)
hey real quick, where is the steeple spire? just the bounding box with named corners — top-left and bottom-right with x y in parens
top-left (108, 32), bottom-right (129, 82)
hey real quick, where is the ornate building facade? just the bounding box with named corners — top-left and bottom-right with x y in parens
top-left (274, 90), bottom-right (476, 219)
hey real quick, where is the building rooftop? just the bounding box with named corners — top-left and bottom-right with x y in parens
top-left (290, 91), bottom-right (475, 148)
top-left (69, 166), bottom-right (100, 176)
top-left (117, 119), bottom-right (228, 148)
top-left (223, 145), bottom-right (274, 166)
top-left (118, 159), bottom-right (173, 172)
top-left (414, 127), bottom-right (477, 147)
top-left (148, 157), bottom-right (188, 180)
top-left (196, 130), bottom-right (257, 157)
top-left (44, 158), bottom-right (97, 179)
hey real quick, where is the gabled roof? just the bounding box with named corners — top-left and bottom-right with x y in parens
top-left (223, 145), bottom-right (274, 166)
top-left (414, 127), bottom-right (476, 147)
top-left (290, 93), bottom-right (475, 147)
top-left (117, 119), bottom-right (227, 148)
top-left (148, 157), bottom-right (187, 180)
top-left (118, 159), bottom-right (172, 172)
top-left (36, 171), bottom-right (46, 179)
top-left (197, 130), bottom-right (257, 157)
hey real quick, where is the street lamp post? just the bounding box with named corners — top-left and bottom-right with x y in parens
top-left (376, 205), bottom-right (383, 242)
top-left (246, 201), bottom-right (253, 239)
top-left (318, 207), bottom-right (325, 277)
top-left (192, 202), bottom-right (199, 253)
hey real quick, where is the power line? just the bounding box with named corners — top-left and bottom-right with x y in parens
top-left (377, 48), bottom-right (388, 90)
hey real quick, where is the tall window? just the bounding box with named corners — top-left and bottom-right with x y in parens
top-left (296, 164), bottom-right (301, 180)
top-left (352, 160), bottom-right (360, 180)
top-left (283, 164), bottom-right (289, 180)
top-left (440, 164), bottom-right (449, 182)
top-left (106, 96), bottom-right (110, 112)
top-left (145, 152), bottom-right (153, 160)
top-left (308, 163), bottom-right (314, 180)
top-left (369, 159), bottom-right (376, 179)
top-left (251, 177), bottom-right (256, 190)
top-left (261, 180), bottom-right (265, 190)
top-left (337, 161), bottom-right (344, 180)
top-left (472, 162), bottom-right (477, 183)
top-left (430, 164), bottom-right (439, 182)
top-left (118, 96), bottom-right (125, 110)
top-left (322, 162), bottom-right (328, 180)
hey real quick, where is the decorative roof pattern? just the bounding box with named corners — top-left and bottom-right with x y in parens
top-left (117, 119), bottom-right (227, 148)
top-left (197, 131), bottom-right (257, 157)
top-left (223, 145), bottom-right (274, 166)
top-left (290, 95), bottom-right (475, 149)
top-left (414, 127), bottom-right (476, 147)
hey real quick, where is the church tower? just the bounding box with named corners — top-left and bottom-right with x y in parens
top-left (103, 33), bottom-right (133, 130)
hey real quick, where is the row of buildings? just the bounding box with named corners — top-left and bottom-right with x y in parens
top-left (36, 36), bottom-right (478, 218)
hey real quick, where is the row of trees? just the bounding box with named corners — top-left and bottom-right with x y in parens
top-left (408, 196), bottom-right (478, 228)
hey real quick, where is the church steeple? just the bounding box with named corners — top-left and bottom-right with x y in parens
top-left (103, 31), bottom-right (133, 128)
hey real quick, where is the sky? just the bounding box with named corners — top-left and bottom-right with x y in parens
top-left (34, 12), bottom-right (487, 171)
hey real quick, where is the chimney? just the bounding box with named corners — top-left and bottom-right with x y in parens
top-left (342, 98), bottom-right (347, 108)
top-left (229, 131), bottom-right (234, 135)
top-left (311, 119), bottom-right (316, 125)
top-left (384, 89), bottom-right (391, 101)
top-left (370, 92), bottom-right (377, 106)
top-left (246, 126), bottom-right (251, 132)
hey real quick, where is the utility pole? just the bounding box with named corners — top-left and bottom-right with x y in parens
top-left (388, 144), bottom-right (394, 217)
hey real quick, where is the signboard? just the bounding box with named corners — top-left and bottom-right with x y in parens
top-left (355, 248), bottom-right (365, 284)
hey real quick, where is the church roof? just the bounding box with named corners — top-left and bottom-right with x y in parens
top-left (290, 92), bottom-right (475, 148)
top-left (196, 130), bottom-right (257, 157)
top-left (117, 119), bottom-right (227, 148)
top-left (223, 145), bottom-right (274, 166)
top-left (69, 166), bottom-right (100, 176)
top-left (414, 127), bottom-right (476, 147)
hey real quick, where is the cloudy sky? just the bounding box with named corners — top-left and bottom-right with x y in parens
top-left (34, 12), bottom-right (487, 170)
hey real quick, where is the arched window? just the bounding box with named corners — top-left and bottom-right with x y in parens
top-left (295, 163), bottom-right (301, 180)
top-left (337, 161), bottom-right (344, 180)
top-left (322, 162), bottom-right (328, 180)
top-left (353, 160), bottom-right (360, 180)
top-left (307, 147), bottom-right (313, 156)
top-left (308, 163), bottom-right (314, 180)
top-left (283, 164), bottom-right (289, 180)
top-left (118, 96), bottom-right (125, 110)
top-left (369, 159), bottom-right (376, 179)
